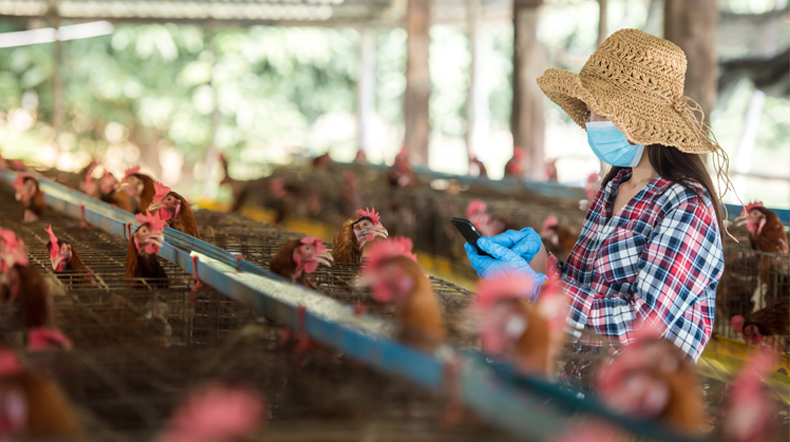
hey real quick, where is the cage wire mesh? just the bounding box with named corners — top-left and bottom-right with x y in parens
top-left (240, 164), bottom-right (790, 356)
top-left (0, 185), bottom-right (527, 442)
top-left (3, 171), bottom-right (785, 441)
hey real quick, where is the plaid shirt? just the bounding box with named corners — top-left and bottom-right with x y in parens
top-left (549, 169), bottom-right (724, 361)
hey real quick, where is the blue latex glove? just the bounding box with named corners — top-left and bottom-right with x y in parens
top-left (465, 237), bottom-right (547, 300)
top-left (485, 228), bottom-right (543, 263)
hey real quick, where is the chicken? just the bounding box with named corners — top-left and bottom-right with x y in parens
top-left (387, 146), bottom-right (417, 188)
top-left (354, 149), bottom-right (367, 163)
top-left (596, 323), bottom-right (706, 436)
top-left (269, 177), bottom-right (292, 225)
top-left (719, 351), bottom-right (780, 442)
top-left (97, 170), bottom-right (133, 212)
top-left (359, 237), bottom-right (445, 351)
top-left (156, 383), bottom-right (266, 442)
top-left (469, 156), bottom-right (487, 178)
top-left (270, 236), bottom-right (333, 289)
top-left (13, 173), bottom-right (44, 223)
top-left (544, 158), bottom-right (558, 181)
top-left (125, 211), bottom-right (168, 289)
top-left (734, 201), bottom-right (789, 310)
top-left (0, 349), bottom-right (84, 440)
top-left (730, 298), bottom-right (789, 346)
top-left (542, 216), bottom-right (578, 262)
top-left (0, 230), bottom-right (55, 329)
top-left (312, 152), bottom-right (333, 170)
top-left (79, 165), bottom-right (100, 198)
top-left (340, 171), bottom-right (363, 217)
top-left (465, 200), bottom-right (511, 237)
top-left (219, 154), bottom-right (250, 212)
top-left (332, 208), bottom-right (389, 264)
top-left (45, 226), bottom-right (92, 286)
top-left (470, 274), bottom-right (567, 375)
top-left (579, 172), bottom-right (602, 212)
top-left (27, 327), bottom-right (73, 351)
top-left (504, 147), bottom-right (526, 178)
top-left (117, 165), bottom-right (156, 215)
top-left (148, 182), bottom-right (200, 239)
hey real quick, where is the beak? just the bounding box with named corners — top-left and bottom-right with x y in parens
top-left (148, 232), bottom-right (165, 248)
top-left (148, 201), bottom-right (163, 212)
top-left (369, 226), bottom-right (389, 239)
top-left (316, 251), bottom-right (333, 268)
top-left (115, 182), bottom-right (129, 190)
top-left (51, 256), bottom-right (64, 271)
top-left (356, 273), bottom-right (375, 289)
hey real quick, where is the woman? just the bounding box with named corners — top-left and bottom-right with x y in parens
top-left (465, 29), bottom-right (727, 363)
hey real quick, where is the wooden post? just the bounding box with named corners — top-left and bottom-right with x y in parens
top-left (597, 0), bottom-right (608, 175)
top-left (357, 28), bottom-right (376, 156)
top-left (404, 0), bottom-right (431, 166)
top-left (52, 38), bottom-right (64, 155)
top-left (466, 0), bottom-right (489, 173)
top-left (597, 0), bottom-right (608, 46)
top-left (664, 0), bottom-right (718, 114)
top-left (511, 0), bottom-right (545, 180)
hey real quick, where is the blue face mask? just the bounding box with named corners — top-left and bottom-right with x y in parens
top-left (586, 121), bottom-right (645, 168)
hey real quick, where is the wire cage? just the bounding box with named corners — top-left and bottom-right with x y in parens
top-left (714, 245), bottom-right (790, 353)
top-left (0, 185), bottom-right (526, 442)
top-left (5, 172), bottom-right (786, 441)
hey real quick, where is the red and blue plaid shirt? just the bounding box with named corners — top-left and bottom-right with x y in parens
top-left (549, 169), bottom-right (724, 361)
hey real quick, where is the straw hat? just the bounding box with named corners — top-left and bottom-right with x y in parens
top-left (537, 28), bottom-right (719, 154)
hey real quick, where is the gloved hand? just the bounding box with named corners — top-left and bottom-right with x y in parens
top-left (484, 228), bottom-right (543, 263)
top-left (465, 237), bottom-right (547, 300)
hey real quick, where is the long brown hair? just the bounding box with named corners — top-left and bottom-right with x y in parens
top-left (602, 144), bottom-right (725, 240)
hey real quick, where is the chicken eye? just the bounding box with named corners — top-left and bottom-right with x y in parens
top-left (140, 227), bottom-right (148, 235)
top-left (304, 246), bottom-right (312, 253)
top-left (362, 221), bottom-right (371, 228)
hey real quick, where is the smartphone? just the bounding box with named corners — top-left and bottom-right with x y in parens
top-left (452, 218), bottom-right (492, 257)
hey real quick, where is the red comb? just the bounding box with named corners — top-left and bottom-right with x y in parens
top-left (299, 236), bottom-right (327, 254)
top-left (45, 225), bottom-right (60, 259)
top-left (0, 349), bottom-right (22, 377)
top-left (103, 170), bottom-right (113, 180)
top-left (12, 173), bottom-right (34, 190)
top-left (153, 181), bottom-right (172, 203)
top-left (542, 216), bottom-right (558, 232)
top-left (730, 315), bottom-right (745, 334)
top-left (161, 383), bottom-right (266, 442)
top-left (356, 207), bottom-right (381, 225)
top-left (473, 273), bottom-right (538, 311)
top-left (136, 210), bottom-right (166, 232)
top-left (466, 200), bottom-right (487, 218)
top-left (630, 313), bottom-right (666, 345)
top-left (0, 229), bottom-right (28, 268)
top-left (27, 327), bottom-right (73, 351)
top-left (364, 237), bottom-right (417, 271)
top-left (742, 201), bottom-right (764, 214)
top-left (123, 165), bottom-right (141, 181)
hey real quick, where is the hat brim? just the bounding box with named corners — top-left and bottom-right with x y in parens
top-left (537, 68), bottom-right (717, 154)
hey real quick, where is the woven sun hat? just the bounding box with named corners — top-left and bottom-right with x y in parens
top-left (537, 28), bottom-right (720, 155)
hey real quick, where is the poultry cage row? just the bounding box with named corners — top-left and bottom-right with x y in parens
top-left (0, 184), bottom-right (525, 442)
top-left (229, 164), bottom-right (588, 280)
top-left (0, 173), bottom-right (748, 442)
top-left (237, 163), bottom-right (790, 355)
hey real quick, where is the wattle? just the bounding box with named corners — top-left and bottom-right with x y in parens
top-left (144, 244), bottom-right (160, 255)
top-left (303, 261), bottom-right (319, 274)
top-left (159, 209), bottom-right (174, 221)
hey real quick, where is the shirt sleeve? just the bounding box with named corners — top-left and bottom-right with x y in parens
top-left (563, 198), bottom-right (724, 350)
